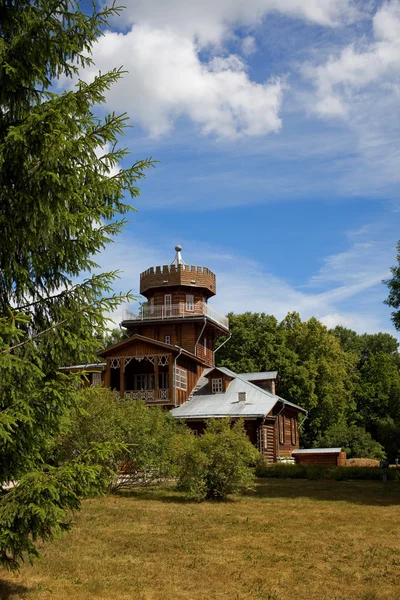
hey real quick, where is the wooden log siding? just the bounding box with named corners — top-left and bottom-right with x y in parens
top-left (294, 451), bottom-right (346, 467)
top-left (140, 264), bottom-right (216, 297)
top-left (275, 407), bottom-right (300, 457)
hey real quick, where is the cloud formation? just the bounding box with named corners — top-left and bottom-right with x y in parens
top-left (88, 0), bottom-right (361, 138)
top-left (307, 1), bottom-right (400, 119)
top-left (116, 0), bottom-right (360, 46)
top-left (86, 26), bottom-right (284, 138)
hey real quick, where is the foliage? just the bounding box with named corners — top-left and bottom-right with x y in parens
top-left (384, 241), bottom-right (400, 331)
top-left (316, 422), bottom-right (386, 460)
top-left (216, 312), bottom-right (356, 446)
top-left (99, 327), bottom-right (131, 350)
top-left (176, 419), bottom-right (259, 501)
top-left (55, 388), bottom-right (178, 490)
top-left (255, 463), bottom-right (400, 481)
top-left (0, 0), bottom-right (153, 569)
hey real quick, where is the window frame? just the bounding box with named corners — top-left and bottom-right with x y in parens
top-left (185, 294), bottom-right (194, 312)
top-left (164, 335), bottom-right (171, 345)
top-left (211, 377), bottom-right (223, 394)
top-left (91, 372), bottom-right (102, 386)
top-left (279, 415), bottom-right (284, 445)
top-left (174, 366), bottom-right (187, 391)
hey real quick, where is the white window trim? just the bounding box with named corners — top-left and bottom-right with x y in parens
top-left (165, 335), bottom-right (171, 345)
top-left (186, 294), bottom-right (194, 312)
top-left (212, 377), bottom-right (223, 394)
top-left (174, 366), bottom-right (187, 391)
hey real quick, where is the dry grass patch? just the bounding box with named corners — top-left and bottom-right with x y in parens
top-left (2, 479), bottom-right (400, 600)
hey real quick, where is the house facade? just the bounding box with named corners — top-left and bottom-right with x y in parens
top-left (73, 246), bottom-right (307, 461)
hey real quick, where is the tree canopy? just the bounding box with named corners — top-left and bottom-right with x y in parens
top-left (216, 312), bottom-right (400, 459)
top-left (0, 0), bottom-right (153, 569)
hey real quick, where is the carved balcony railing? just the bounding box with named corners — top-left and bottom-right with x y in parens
top-left (124, 389), bottom-right (169, 402)
top-left (123, 302), bottom-right (229, 330)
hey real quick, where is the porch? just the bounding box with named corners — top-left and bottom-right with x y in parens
top-left (104, 353), bottom-right (176, 405)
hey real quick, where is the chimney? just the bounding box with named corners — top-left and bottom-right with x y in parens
top-left (238, 392), bottom-right (247, 403)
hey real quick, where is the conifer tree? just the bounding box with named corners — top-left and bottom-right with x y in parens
top-left (0, 0), bottom-right (153, 569)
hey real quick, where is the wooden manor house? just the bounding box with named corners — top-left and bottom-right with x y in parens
top-left (64, 246), bottom-right (312, 462)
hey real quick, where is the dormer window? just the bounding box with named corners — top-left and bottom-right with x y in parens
top-left (212, 378), bottom-right (223, 394)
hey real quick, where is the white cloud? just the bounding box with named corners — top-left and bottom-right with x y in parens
top-left (302, 1), bottom-right (400, 187)
top-left (86, 0), bottom-right (363, 139)
top-left (115, 0), bottom-right (360, 46)
top-left (241, 36), bottom-right (257, 56)
top-left (305, 1), bottom-right (400, 118)
top-left (85, 26), bottom-right (284, 138)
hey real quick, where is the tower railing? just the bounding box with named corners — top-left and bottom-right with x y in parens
top-left (123, 302), bottom-right (229, 330)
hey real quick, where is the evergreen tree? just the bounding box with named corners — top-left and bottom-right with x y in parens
top-left (0, 0), bottom-right (153, 569)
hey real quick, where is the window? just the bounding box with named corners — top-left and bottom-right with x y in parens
top-left (263, 428), bottom-right (268, 451)
top-left (135, 374), bottom-right (147, 390)
top-left (174, 366), bottom-right (187, 390)
top-left (279, 416), bottom-right (284, 444)
top-left (149, 297), bottom-right (154, 314)
top-left (165, 335), bottom-right (171, 345)
top-left (291, 418), bottom-right (296, 445)
top-left (204, 336), bottom-right (207, 352)
top-left (186, 294), bottom-right (194, 311)
top-left (212, 377), bottom-right (223, 393)
top-left (159, 371), bottom-right (169, 389)
top-left (92, 372), bottom-right (102, 386)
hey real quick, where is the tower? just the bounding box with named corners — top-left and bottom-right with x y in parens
top-left (121, 245), bottom-right (229, 367)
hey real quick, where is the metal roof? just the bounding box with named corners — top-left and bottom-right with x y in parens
top-left (59, 363), bottom-right (106, 370)
top-left (238, 371), bottom-right (278, 381)
top-left (171, 367), bottom-right (306, 419)
top-left (292, 448), bottom-right (342, 454)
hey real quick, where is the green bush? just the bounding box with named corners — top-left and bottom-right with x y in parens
top-left (255, 463), bottom-right (400, 481)
top-left (316, 422), bottom-right (386, 460)
top-left (175, 418), bottom-right (259, 501)
top-left (55, 387), bottom-right (178, 489)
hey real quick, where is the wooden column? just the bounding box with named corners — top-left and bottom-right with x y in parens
top-left (169, 354), bottom-right (174, 405)
top-left (104, 358), bottom-right (111, 388)
top-left (120, 358), bottom-right (125, 397)
top-left (154, 356), bottom-right (159, 402)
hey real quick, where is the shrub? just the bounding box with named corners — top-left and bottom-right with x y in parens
top-left (255, 463), bottom-right (400, 481)
top-left (316, 422), bottom-right (386, 460)
top-left (176, 418), bottom-right (259, 501)
top-left (55, 387), bottom-right (178, 489)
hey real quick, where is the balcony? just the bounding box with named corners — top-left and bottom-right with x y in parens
top-left (123, 302), bottom-right (229, 331)
top-left (124, 389), bottom-right (169, 403)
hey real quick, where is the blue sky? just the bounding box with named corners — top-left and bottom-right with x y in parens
top-left (77, 0), bottom-right (400, 334)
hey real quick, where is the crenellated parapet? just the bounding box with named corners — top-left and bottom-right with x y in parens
top-left (140, 264), bottom-right (216, 297)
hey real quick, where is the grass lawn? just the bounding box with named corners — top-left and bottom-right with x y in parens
top-left (2, 479), bottom-right (400, 600)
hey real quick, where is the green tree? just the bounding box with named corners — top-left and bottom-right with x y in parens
top-left (0, 1), bottom-right (153, 569)
top-left (56, 388), bottom-right (178, 490)
top-left (217, 312), bottom-right (355, 446)
top-left (385, 241), bottom-right (400, 331)
top-left (176, 419), bottom-right (258, 501)
top-left (316, 422), bottom-right (386, 460)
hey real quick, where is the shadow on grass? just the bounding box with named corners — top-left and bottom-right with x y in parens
top-left (114, 486), bottom-right (236, 504)
top-left (0, 579), bottom-right (30, 599)
top-left (112, 479), bottom-right (400, 507)
top-left (245, 478), bottom-right (400, 506)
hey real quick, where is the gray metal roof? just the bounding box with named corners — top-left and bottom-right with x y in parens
top-left (171, 367), bottom-right (306, 419)
top-left (238, 371), bottom-right (277, 381)
top-left (59, 363), bottom-right (106, 370)
top-left (292, 448), bottom-right (342, 454)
